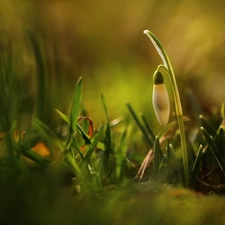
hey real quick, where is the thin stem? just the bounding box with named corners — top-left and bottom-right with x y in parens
top-left (144, 30), bottom-right (189, 187)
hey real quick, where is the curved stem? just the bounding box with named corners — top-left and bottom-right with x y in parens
top-left (144, 30), bottom-right (189, 188)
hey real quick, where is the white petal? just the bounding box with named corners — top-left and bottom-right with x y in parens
top-left (152, 84), bottom-right (170, 126)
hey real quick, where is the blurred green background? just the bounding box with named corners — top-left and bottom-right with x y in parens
top-left (1, 0), bottom-right (225, 130)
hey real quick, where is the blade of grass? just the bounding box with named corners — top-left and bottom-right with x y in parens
top-left (153, 136), bottom-right (161, 181)
top-left (116, 126), bottom-right (128, 181)
top-left (70, 77), bottom-right (83, 133)
top-left (164, 139), bottom-right (171, 182)
top-left (169, 143), bottom-right (185, 186)
top-left (55, 109), bottom-right (92, 144)
top-left (29, 31), bottom-right (47, 123)
top-left (127, 103), bottom-right (153, 147)
top-left (190, 144), bottom-right (203, 189)
top-left (65, 76), bottom-right (83, 150)
top-left (141, 115), bottom-right (155, 142)
top-left (76, 124), bottom-right (91, 145)
top-left (85, 123), bottom-right (104, 162)
top-left (10, 141), bottom-right (50, 166)
top-left (63, 150), bottom-right (81, 174)
top-left (217, 127), bottom-right (225, 158)
top-left (201, 127), bottom-right (225, 176)
top-left (64, 77), bottom-right (83, 175)
top-left (55, 109), bottom-right (70, 123)
top-left (4, 133), bottom-right (15, 165)
top-left (199, 115), bottom-right (216, 134)
top-left (101, 94), bottom-right (111, 151)
top-left (99, 94), bottom-right (111, 174)
top-left (218, 104), bottom-right (225, 158)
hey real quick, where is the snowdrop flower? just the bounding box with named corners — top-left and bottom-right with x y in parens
top-left (152, 71), bottom-right (170, 126)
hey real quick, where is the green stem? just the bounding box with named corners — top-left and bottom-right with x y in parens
top-left (144, 30), bottom-right (189, 187)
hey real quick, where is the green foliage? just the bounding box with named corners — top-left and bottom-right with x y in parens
top-left (2, 18), bottom-right (225, 224)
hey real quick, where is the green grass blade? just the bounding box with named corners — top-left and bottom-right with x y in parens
top-left (99, 94), bottom-right (111, 175)
top-left (169, 143), bottom-right (185, 185)
top-left (70, 77), bottom-right (83, 133)
top-left (127, 103), bottom-right (153, 147)
top-left (10, 141), bottom-right (50, 166)
top-left (55, 109), bottom-right (91, 144)
top-left (55, 109), bottom-right (70, 123)
top-left (76, 124), bottom-right (91, 145)
top-left (85, 124), bottom-right (104, 162)
top-left (201, 127), bottom-right (225, 175)
top-left (190, 145), bottom-right (203, 189)
top-left (153, 136), bottom-right (161, 181)
top-left (217, 127), bottom-right (225, 158)
top-left (141, 115), bottom-right (155, 142)
top-left (63, 77), bottom-right (83, 175)
top-left (63, 150), bottom-right (81, 175)
top-left (101, 94), bottom-right (110, 121)
top-left (199, 115), bottom-right (216, 134)
top-left (164, 139), bottom-right (171, 181)
top-left (116, 127), bottom-right (128, 180)
top-left (4, 133), bottom-right (15, 164)
top-left (101, 94), bottom-right (111, 151)
top-left (166, 139), bottom-right (170, 165)
top-left (29, 32), bottom-right (47, 122)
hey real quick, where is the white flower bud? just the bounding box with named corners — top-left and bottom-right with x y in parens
top-left (152, 71), bottom-right (170, 126)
